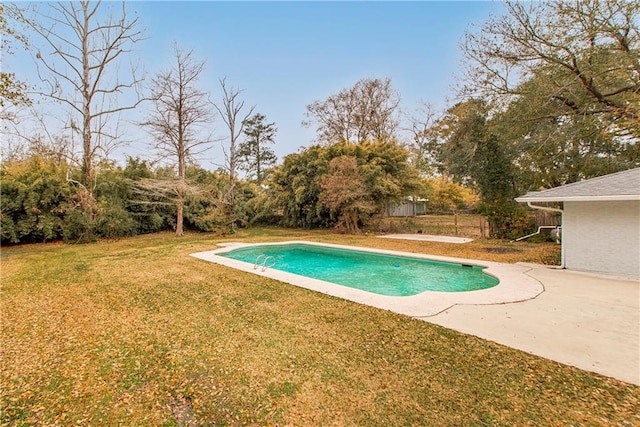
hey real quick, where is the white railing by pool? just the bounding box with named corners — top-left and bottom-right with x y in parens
top-left (253, 255), bottom-right (276, 272)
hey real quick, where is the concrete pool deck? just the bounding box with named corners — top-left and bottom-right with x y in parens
top-left (427, 266), bottom-right (640, 385)
top-left (191, 241), bottom-right (639, 385)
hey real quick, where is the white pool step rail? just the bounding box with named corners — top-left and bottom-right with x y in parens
top-left (253, 255), bottom-right (276, 272)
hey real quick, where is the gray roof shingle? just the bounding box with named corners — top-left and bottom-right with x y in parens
top-left (516, 168), bottom-right (640, 202)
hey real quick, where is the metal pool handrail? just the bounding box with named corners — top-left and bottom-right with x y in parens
top-left (253, 255), bottom-right (276, 272)
top-left (253, 254), bottom-right (267, 269)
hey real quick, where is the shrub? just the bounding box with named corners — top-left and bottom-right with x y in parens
top-left (94, 204), bottom-right (138, 238)
top-left (61, 207), bottom-right (96, 243)
top-left (0, 157), bottom-right (70, 243)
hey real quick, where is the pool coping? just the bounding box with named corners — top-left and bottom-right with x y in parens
top-left (190, 241), bottom-right (544, 318)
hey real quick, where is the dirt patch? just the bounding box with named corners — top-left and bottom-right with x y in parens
top-left (170, 395), bottom-right (196, 426)
top-left (485, 247), bottom-right (522, 254)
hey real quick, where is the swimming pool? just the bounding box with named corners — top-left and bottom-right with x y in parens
top-left (219, 243), bottom-right (498, 296)
top-left (190, 241), bottom-right (544, 317)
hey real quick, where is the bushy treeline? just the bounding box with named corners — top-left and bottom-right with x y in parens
top-left (2, 141), bottom-right (473, 244)
top-left (0, 156), bottom-right (262, 244)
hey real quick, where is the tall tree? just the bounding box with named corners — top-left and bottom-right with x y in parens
top-left (433, 99), bottom-right (489, 185)
top-left (404, 102), bottom-right (441, 176)
top-left (473, 134), bottom-right (523, 239)
top-left (498, 85), bottom-right (640, 189)
top-left (141, 45), bottom-right (213, 236)
top-left (461, 0), bottom-right (640, 137)
top-left (304, 77), bottom-right (400, 144)
top-left (319, 155), bottom-right (376, 233)
top-left (28, 1), bottom-right (144, 187)
top-left (238, 113), bottom-right (277, 184)
top-left (432, 99), bottom-right (525, 237)
top-left (214, 78), bottom-right (254, 223)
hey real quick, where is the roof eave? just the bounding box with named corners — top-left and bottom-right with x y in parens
top-left (515, 195), bottom-right (640, 203)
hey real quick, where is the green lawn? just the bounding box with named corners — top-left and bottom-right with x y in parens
top-left (1, 229), bottom-right (637, 425)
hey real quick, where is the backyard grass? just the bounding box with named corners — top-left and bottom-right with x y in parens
top-left (1, 229), bottom-right (638, 425)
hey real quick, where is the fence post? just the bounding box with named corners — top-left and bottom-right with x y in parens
top-left (454, 212), bottom-right (458, 236)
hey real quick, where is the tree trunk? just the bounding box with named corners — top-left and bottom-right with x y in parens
top-left (81, 2), bottom-right (92, 187)
top-left (215, 78), bottom-right (255, 232)
top-left (176, 191), bottom-right (184, 236)
top-left (256, 144), bottom-right (262, 184)
top-left (228, 164), bottom-right (235, 206)
top-left (177, 134), bottom-right (185, 236)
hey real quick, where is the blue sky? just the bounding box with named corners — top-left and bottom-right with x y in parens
top-left (7, 1), bottom-right (504, 164)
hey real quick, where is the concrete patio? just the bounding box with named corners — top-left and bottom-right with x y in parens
top-left (425, 265), bottom-right (640, 385)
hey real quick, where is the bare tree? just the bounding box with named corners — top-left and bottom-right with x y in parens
top-left (214, 78), bottom-right (254, 218)
top-left (27, 1), bottom-right (144, 187)
top-left (141, 45), bottom-right (214, 236)
top-left (5, 105), bottom-right (79, 160)
top-left (304, 77), bottom-right (401, 144)
top-left (403, 102), bottom-right (440, 176)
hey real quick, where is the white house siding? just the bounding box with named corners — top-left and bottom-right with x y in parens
top-left (563, 201), bottom-right (640, 277)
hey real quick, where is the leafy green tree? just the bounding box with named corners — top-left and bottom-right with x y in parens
top-left (270, 141), bottom-right (420, 231)
top-left (182, 166), bottom-right (229, 232)
top-left (238, 113), bottom-right (277, 184)
top-left (423, 0), bottom-right (640, 216)
top-left (121, 157), bottom-right (167, 234)
top-left (270, 145), bottom-right (330, 228)
top-left (0, 154), bottom-right (226, 244)
top-left (473, 135), bottom-right (529, 239)
top-left (430, 99), bottom-right (528, 237)
top-left (433, 99), bottom-right (489, 185)
top-left (350, 141), bottom-right (422, 213)
top-left (93, 163), bottom-right (135, 238)
top-left (454, 0), bottom-right (640, 205)
top-left (59, 165), bottom-right (141, 243)
top-left (243, 184), bottom-right (281, 225)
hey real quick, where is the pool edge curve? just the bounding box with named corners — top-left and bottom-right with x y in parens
top-left (190, 240), bottom-right (544, 318)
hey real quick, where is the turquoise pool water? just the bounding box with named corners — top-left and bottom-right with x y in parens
top-left (220, 244), bottom-right (499, 296)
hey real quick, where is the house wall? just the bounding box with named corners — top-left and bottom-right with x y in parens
top-left (564, 201), bottom-right (640, 277)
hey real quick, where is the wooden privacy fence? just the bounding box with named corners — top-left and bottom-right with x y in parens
top-left (533, 210), bottom-right (561, 227)
top-left (406, 212), bottom-right (484, 238)
top-left (383, 209), bottom-right (561, 238)
top-left (478, 211), bottom-right (561, 238)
